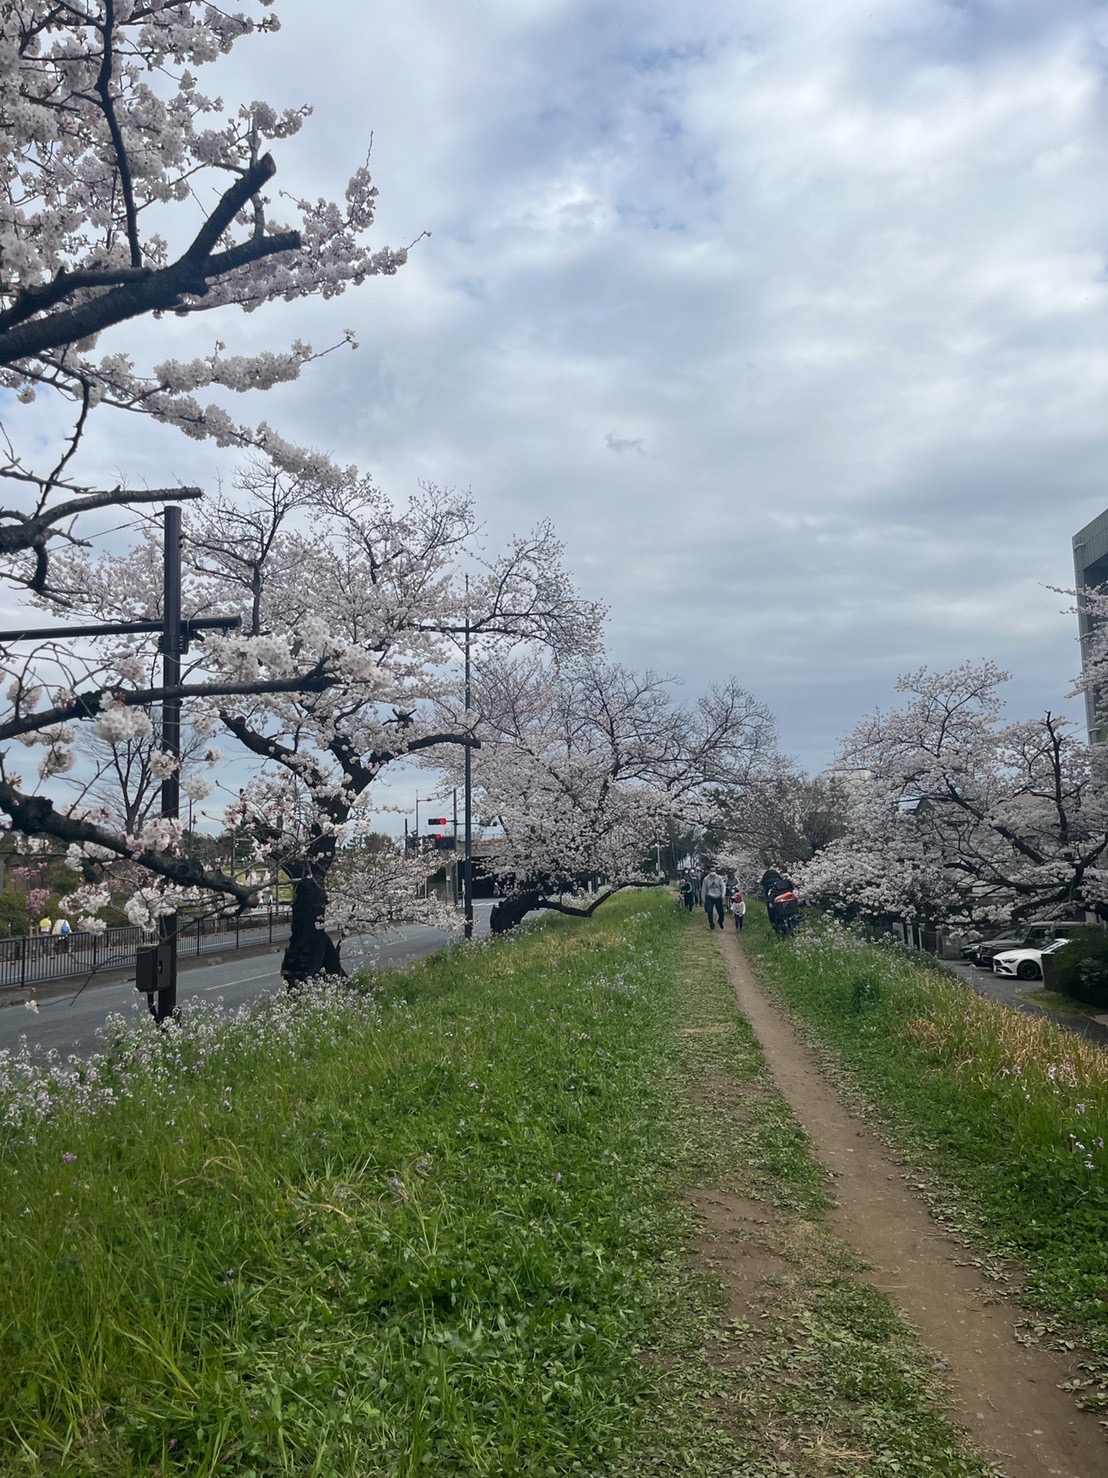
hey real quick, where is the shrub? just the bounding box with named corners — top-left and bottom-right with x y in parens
top-left (1050, 930), bottom-right (1108, 1009)
top-left (0, 894), bottom-right (29, 939)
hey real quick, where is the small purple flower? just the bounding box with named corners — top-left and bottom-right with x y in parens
top-left (61, 1152), bottom-right (76, 1163)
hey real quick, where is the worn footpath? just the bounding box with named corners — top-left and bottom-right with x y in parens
top-left (703, 928), bottom-right (1107, 1478)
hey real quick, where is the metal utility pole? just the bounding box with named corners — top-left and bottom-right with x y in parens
top-left (464, 576), bottom-right (473, 940)
top-left (452, 786), bottom-right (459, 905)
top-left (0, 500), bottom-right (240, 1027)
top-left (153, 505), bottom-right (183, 1025)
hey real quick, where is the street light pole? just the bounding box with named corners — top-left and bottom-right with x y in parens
top-left (452, 785), bottom-right (459, 906)
top-left (0, 500), bottom-right (240, 1027)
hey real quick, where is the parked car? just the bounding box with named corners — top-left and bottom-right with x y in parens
top-left (960, 930), bottom-right (1008, 964)
top-left (991, 938), bottom-right (1070, 981)
top-left (963, 920), bottom-right (1098, 970)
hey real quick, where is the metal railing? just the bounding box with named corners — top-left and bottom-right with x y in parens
top-left (0, 909), bottom-right (292, 991)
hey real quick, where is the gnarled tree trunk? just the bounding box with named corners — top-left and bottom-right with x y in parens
top-left (281, 841), bottom-right (345, 988)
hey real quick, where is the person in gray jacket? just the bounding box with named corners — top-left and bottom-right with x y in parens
top-left (701, 867), bottom-right (726, 930)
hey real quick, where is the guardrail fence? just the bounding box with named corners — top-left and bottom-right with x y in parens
top-left (0, 909), bottom-right (292, 991)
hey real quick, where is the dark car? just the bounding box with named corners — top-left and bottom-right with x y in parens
top-left (964, 920), bottom-right (1097, 970)
top-left (960, 931), bottom-right (1005, 964)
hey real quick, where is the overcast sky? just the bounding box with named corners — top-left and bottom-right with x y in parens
top-left (16, 0), bottom-right (1108, 821)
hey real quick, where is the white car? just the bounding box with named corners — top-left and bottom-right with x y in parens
top-left (991, 937), bottom-right (1069, 981)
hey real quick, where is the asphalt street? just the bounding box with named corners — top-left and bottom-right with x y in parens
top-left (0, 901), bottom-right (495, 1060)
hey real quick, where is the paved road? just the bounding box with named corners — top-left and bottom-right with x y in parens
top-left (0, 902), bottom-right (495, 1060)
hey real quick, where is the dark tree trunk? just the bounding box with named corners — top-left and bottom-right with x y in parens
top-left (280, 848), bottom-right (345, 988)
top-left (489, 887), bottom-right (545, 934)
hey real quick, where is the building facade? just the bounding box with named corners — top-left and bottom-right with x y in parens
top-left (1072, 507), bottom-right (1108, 743)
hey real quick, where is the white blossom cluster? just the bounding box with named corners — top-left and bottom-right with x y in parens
top-left (93, 697), bottom-right (153, 745)
top-left (795, 662), bottom-right (1108, 928)
top-left (0, 972), bottom-right (387, 1144)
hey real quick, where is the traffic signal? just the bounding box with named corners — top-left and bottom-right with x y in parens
top-left (424, 817), bottom-right (453, 851)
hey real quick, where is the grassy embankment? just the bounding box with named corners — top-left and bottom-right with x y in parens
top-left (744, 907), bottom-right (1108, 1414)
top-left (0, 894), bottom-right (1001, 1475)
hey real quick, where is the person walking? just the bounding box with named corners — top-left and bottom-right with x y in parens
top-left (678, 874), bottom-right (696, 911)
top-left (701, 867), bottom-right (726, 930)
top-left (731, 890), bottom-right (746, 932)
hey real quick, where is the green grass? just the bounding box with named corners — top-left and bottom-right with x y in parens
top-left (0, 898), bottom-right (695, 1474)
top-left (743, 905), bottom-right (1108, 1411)
top-left (0, 895), bottom-right (1024, 1475)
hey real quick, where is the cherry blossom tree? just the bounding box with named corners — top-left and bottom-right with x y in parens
top-left (711, 767), bottom-right (850, 878)
top-left (797, 663), bottom-right (1108, 929)
top-left (0, 594), bottom-right (381, 933)
top-left (2, 465), bottom-right (602, 979)
top-left (1, 1), bottom-right (407, 590)
top-left (447, 656), bottom-right (780, 931)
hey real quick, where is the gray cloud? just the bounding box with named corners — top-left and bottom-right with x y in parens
top-left (36, 0), bottom-right (1108, 794)
top-left (605, 432), bottom-right (647, 455)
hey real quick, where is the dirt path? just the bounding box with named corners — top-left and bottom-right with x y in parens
top-left (716, 930), bottom-right (1107, 1478)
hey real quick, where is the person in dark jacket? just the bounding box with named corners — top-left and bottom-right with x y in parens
top-left (761, 869), bottom-right (800, 937)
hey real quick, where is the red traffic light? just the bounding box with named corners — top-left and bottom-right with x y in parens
top-left (427, 817), bottom-right (449, 826)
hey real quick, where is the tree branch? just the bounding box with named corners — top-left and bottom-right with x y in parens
top-left (0, 158), bottom-right (300, 367)
top-left (0, 780), bottom-right (256, 903)
top-left (0, 486), bottom-right (203, 559)
top-left (0, 667), bottom-right (341, 744)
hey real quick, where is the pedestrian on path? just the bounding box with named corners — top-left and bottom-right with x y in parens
top-left (678, 874), bottom-right (697, 911)
top-left (731, 890), bottom-right (746, 932)
top-left (701, 868), bottom-right (726, 930)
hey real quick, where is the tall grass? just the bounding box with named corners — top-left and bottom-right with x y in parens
top-left (0, 897), bottom-right (691, 1475)
top-left (744, 908), bottom-right (1108, 1404)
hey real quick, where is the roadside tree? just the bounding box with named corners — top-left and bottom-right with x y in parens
top-left (10, 468), bottom-right (601, 980)
top-left (712, 768), bottom-right (850, 879)
top-left (449, 657), bottom-right (780, 931)
top-left (2, 0), bottom-right (407, 590)
top-left (798, 663), bottom-right (1108, 928)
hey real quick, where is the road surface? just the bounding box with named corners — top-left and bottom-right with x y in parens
top-left (0, 903), bottom-right (494, 1060)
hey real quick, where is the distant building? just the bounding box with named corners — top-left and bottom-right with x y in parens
top-left (1072, 508), bottom-right (1108, 744)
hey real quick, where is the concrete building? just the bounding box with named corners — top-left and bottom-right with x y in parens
top-left (1072, 507), bottom-right (1108, 743)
